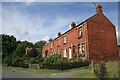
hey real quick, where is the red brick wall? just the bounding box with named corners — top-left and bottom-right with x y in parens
top-left (42, 13), bottom-right (119, 63)
top-left (42, 23), bottom-right (87, 59)
top-left (87, 13), bottom-right (119, 63)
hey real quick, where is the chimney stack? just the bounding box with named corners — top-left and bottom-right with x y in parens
top-left (96, 4), bottom-right (102, 14)
top-left (58, 32), bottom-right (61, 37)
top-left (71, 22), bottom-right (76, 29)
top-left (49, 38), bottom-right (52, 42)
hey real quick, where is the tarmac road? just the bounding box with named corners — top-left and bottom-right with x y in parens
top-left (2, 69), bottom-right (48, 78)
top-left (2, 69), bottom-right (81, 80)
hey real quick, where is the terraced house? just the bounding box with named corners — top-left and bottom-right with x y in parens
top-left (42, 4), bottom-right (119, 63)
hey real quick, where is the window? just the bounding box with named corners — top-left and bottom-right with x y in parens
top-left (50, 42), bottom-right (52, 48)
top-left (45, 50), bottom-right (48, 57)
top-left (64, 48), bottom-right (67, 57)
top-left (81, 43), bottom-right (84, 54)
top-left (64, 36), bottom-right (66, 44)
top-left (78, 43), bottom-right (85, 57)
top-left (79, 27), bottom-right (82, 38)
top-left (58, 39), bottom-right (60, 47)
top-left (58, 50), bottom-right (60, 54)
top-left (78, 44), bottom-right (81, 54)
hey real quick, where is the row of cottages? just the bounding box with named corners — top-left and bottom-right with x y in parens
top-left (42, 4), bottom-right (119, 63)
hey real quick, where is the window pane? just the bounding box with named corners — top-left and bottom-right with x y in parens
top-left (79, 28), bottom-right (82, 37)
top-left (64, 36), bottom-right (66, 43)
top-left (82, 43), bottom-right (84, 54)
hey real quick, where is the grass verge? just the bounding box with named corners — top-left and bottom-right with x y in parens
top-left (73, 61), bottom-right (119, 78)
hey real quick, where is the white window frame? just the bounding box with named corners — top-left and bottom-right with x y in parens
top-left (79, 27), bottom-right (82, 38)
top-left (64, 48), bottom-right (67, 57)
top-left (81, 43), bottom-right (84, 54)
top-left (50, 42), bottom-right (52, 48)
top-left (64, 36), bottom-right (66, 44)
top-left (69, 47), bottom-right (72, 59)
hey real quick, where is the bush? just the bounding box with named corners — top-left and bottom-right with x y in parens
top-left (42, 54), bottom-right (89, 70)
top-left (29, 58), bottom-right (36, 64)
top-left (94, 62), bottom-right (107, 79)
top-left (42, 54), bottom-right (63, 64)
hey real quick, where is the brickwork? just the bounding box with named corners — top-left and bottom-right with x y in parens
top-left (87, 13), bottom-right (119, 63)
top-left (42, 4), bottom-right (119, 63)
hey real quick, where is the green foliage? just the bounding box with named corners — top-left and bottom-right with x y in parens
top-left (94, 62), bottom-right (107, 79)
top-left (42, 55), bottom-right (89, 70)
top-left (1, 34), bottom-right (17, 64)
top-left (29, 58), bottom-right (36, 64)
top-left (34, 40), bottom-right (46, 47)
top-left (43, 55), bottom-right (55, 64)
top-left (1, 34), bottom-right (46, 66)
top-left (15, 41), bottom-right (33, 57)
top-left (34, 40), bottom-right (46, 63)
top-left (12, 41), bottom-right (33, 65)
top-left (29, 55), bottom-right (41, 64)
top-left (12, 56), bottom-right (21, 65)
top-left (42, 54), bottom-right (62, 64)
top-left (34, 40), bottom-right (46, 52)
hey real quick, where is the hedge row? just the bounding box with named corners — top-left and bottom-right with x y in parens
top-left (41, 60), bottom-right (89, 70)
top-left (11, 63), bottom-right (29, 68)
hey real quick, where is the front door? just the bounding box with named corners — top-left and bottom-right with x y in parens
top-left (69, 47), bottom-right (72, 59)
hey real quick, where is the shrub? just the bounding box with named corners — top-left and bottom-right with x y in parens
top-left (29, 58), bottom-right (36, 64)
top-left (42, 54), bottom-right (89, 70)
top-left (94, 62), bottom-right (107, 79)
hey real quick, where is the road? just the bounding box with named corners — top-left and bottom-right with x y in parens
top-left (2, 69), bottom-right (84, 79)
top-left (2, 69), bottom-right (48, 78)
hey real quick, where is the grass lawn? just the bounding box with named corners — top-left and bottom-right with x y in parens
top-left (73, 67), bottom-right (97, 78)
top-left (3, 66), bottom-right (89, 74)
top-left (106, 61), bottom-right (119, 78)
top-left (0, 65), bottom-right (2, 70)
top-left (2, 66), bottom-right (63, 74)
top-left (73, 61), bottom-right (119, 78)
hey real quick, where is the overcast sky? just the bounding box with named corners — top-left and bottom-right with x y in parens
top-left (1, 1), bottom-right (119, 44)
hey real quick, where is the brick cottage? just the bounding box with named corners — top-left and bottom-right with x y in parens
top-left (42, 4), bottom-right (119, 63)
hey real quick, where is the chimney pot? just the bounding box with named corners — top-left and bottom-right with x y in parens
top-left (71, 22), bottom-right (76, 29)
top-left (49, 38), bottom-right (52, 42)
top-left (58, 32), bottom-right (61, 37)
top-left (96, 4), bottom-right (102, 14)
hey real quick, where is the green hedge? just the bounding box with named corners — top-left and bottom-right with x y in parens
top-left (41, 59), bottom-right (89, 70)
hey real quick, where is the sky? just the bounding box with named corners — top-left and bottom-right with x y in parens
top-left (1, 1), bottom-right (119, 44)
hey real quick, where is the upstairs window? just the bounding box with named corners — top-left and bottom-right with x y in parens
top-left (58, 39), bottom-right (60, 47)
top-left (64, 36), bottom-right (66, 44)
top-left (50, 42), bottom-right (52, 49)
top-left (79, 27), bottom-right (82, 38)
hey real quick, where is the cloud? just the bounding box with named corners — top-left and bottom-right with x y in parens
top-left (2, 3), bottom-right (75, 43)
top-left (24, 0), bottom-right (35, 5)
top-left (2, 6), bottom-right (46, 43)
top-left (2, 2), bottom-right (118, 44)
top-left (42, 36), bottom-right (50, 42)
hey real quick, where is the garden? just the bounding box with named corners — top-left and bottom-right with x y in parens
top-left (41, 54), bottom-right (89, 70)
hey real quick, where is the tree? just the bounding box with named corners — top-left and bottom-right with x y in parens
top-left (2, 34), bottom-right (17, 64)
top-left (12, 41), bottom-right (33, 65)
top-left (34, 41), bottom-right (46, 63)
top-left (34, 40), bottom-right (46, 52)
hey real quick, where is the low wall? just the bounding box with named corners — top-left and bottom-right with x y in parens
top-left (28, 64), bottom-right (40, 69)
